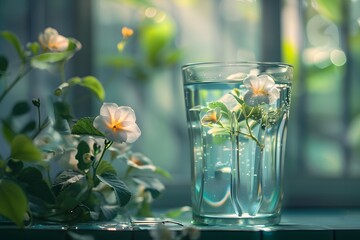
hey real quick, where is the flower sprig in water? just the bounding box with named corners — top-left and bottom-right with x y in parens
top-left (199, 74), bottom-right (282, 150)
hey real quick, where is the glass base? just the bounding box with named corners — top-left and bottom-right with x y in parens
top-left (192, 213), bottom-right (281, 227)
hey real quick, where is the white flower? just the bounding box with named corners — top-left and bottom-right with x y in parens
top-left (38, 27), bottom-right (69, 52)
top-left (200, 107), bottom-right (222, 125)
top-left (93, 103), bottom-right (141, 143)
top-left (243, 75), bottom-right (280, 106)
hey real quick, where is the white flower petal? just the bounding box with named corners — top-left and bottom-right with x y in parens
top-left (243, 76), bottom-right (255, 88)
top-left (116, 106), bottom-right (136, 123)
top-left (110, 130), bottom-right (128, 143)
top-left (268, 88), bottom-right (280, 104)
top-left (122, 123), bottom-right (141, 143)
top-left (260, 75), bottom-right (275, 90)
top-left (93, 115), bottom-right (111, 133)
top-left (100, 103), bottom-right (119, 119)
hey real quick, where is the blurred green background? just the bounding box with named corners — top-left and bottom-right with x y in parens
top-left (1, 0), bottom-right (360, 208)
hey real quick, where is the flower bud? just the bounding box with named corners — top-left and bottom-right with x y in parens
top-left (32, 98), bottom-right (41, 107)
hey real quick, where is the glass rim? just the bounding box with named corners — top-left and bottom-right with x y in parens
top-left (181, 61), bottom-right (293, 70)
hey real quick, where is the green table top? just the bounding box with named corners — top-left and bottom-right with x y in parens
top-left (1, 208), bottom-right (360, 240)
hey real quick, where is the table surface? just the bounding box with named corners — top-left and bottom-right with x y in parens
top-left (1, 208), bottom-right (360, 240)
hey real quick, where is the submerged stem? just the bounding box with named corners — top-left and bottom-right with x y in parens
top-left (240, 106), bottom-right (264, 150)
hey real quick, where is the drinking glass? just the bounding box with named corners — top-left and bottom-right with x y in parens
top-left (182, 62), bottom-right (293, 226)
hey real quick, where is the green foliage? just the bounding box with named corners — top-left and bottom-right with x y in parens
top-left (96, 173), bottom-right (131, 207)
top-left (104, 9), bottom-right (182, 83)
top-left (17, 167), bottom-right (56, 204)
top-left (30, 38), bottom-right (81, 71)
top-left (154, 166), bottom-right (172, 179)
top-left (0, 27), bottom-right (169, 226)
top-left (139, 17), bottom-right (178, 66)
top-left (71, 117), bottom-right (105, 137)
top-left (11, 101), bottom-right (30, 116)
top-left (1, 120), bottom-right (16, 143)
top-left (52, 170), bottom-right (89, 210)
top-left (10, 135), bottom-right (42, 162)
top-left (314, 0), bottom-right (343, 23)
top-left (64, 76), bottom-right (105, 101)
top-left (6, 159), bottom-right (24, 175)
top-left (26, 42), bottom-right (40, 55)
top-left (0, 180), bottom-right (28, 228)
top-left (0, 31), bottom-right (26, 63)
top-left (208, 101), bottom-right (231, 117)
top-left (96, 160), bottom-right (117, 176)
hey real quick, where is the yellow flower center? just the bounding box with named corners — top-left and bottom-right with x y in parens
top-left (109, 121), bottom-right (123, 131)
top-left (254, 89), bottom-right (267, 96)
top-left (209, 111), bottom-right (218, 122)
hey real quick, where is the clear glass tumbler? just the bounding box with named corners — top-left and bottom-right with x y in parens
top-left (182, 62), bottom-right (293, 226)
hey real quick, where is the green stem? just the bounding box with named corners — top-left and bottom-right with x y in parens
top-left (93, 139), bottom-right (113, 178)
top-left (242, 106), bottom-right (264, 150)
top-left (37, 105), bottom-right (41, 131)
top-left (0, 65), bottom-right (32, 104)
top-left (59, 61), bottom-right (66, 83)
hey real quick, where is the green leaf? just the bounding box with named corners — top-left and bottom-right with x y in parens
top-left (314, 0), bottom-right (343, 23)
top-left (96, 173), bottom-right (131, 207)
top-left (68, 76), bottom-right (105, 101)
top-left (208, 101), bottom-right (231, 117)
top-left (230, 92), bottom-right (244, 105)
top-left (96, 160), bottom-right (117, 176)
top-left (18, 167), bottom-right (56, 204)
top-left (0, 159), bottom-right (6, 169)
top-left (11, 101), bottom-right (30, 116)
top-left (0, 55), bottom-right (8, 78)
top-left (154, 167), bottom-right (172, 179)
top-left (53, 101), bottom-right (72, 134)
top-left (0, 31), bottom-right (26, 63)
top-left (20, 120), bottom-right (36, 133)
top-left (6, 159), bottom-right (24, 175)
top-left (53, 101), bottom-right (72, 120)
top-left (10, 135), bottom-right (42, 162)
top-left (164, 49), bottom-right (182, 65)
top-left (52, 170), bottom-right (89, 210)
top-left (30, 52), bottom-right (68, 70)
top-left (0, 180), bottom-right (28, 227)
top-left (30, 38), bottom-right (81, 70)
top-left (26, 42), bottom-right (40, 55)
top-left (18, 167), bottom-right (42, 182)
top-left (104, 55), bottom-right (136, 69)
top-left (71, 117), bottom-right (105, 137)
top-left (140, 18), bottom-right (176, 65)
top-left (1, 119), bottom-right (16, 143)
